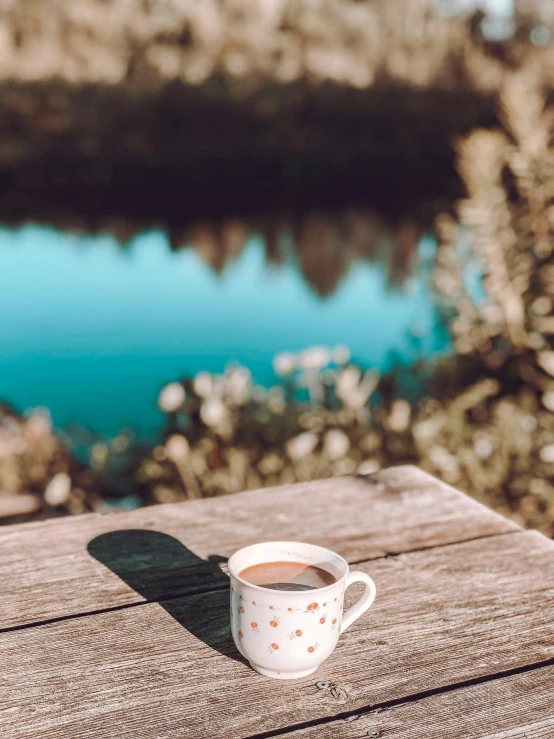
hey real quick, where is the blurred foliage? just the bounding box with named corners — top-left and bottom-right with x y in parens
top-left (0, 3), bottom-right (553, 532)
top-left (1, 0), bottom-right (553, 89)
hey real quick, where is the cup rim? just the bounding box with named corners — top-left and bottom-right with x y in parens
top-left (228, 540), bottom-right (349, 594)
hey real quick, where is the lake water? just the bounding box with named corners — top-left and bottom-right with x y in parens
top-left (0, 224), bottom-right (451, 438)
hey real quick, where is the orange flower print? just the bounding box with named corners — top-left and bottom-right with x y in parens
top-left (271, 643), bottom-right (279, 650)
top-left (240, 606), bottom-right (245, 613)
top-left (268, 643), bottom-right (279, 654)
top-left (307, 642), bottom-right (320, 653)
top-left (251, 621), bottom-right (260, 634)
top-left (296, 629), bottom-right (303, 637)
top-left (319, 613), bottom-right (328, 624)
top-left (288, 607), bottom-right (293, 612)
top-left (307, 602), bottom-right (318, 611)
top-left (331, 617), bottom-right (337, 631)
top-left (270, 616), bottom-right (280, 628)
top-left (238, 631), bottom-right (243, 639)
top-left (334, 597), bottom-right (337, 602)
top-left (269, 605), bottom-right (274, 610)
top-left (288, 629), bottom-right (303, 640)
top-left (323, 602), bottom-right (327, 607)
top-left (252, 601), bottom-right (256, 606)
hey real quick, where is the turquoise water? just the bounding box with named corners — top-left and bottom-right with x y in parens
top-left (0, 225), bottom-right (450, 437)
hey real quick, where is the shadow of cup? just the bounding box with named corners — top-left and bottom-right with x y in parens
top-left (87, 529), bottom-right (244, 664)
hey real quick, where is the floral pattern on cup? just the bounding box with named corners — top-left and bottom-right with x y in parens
top-left (233, 591), bottom-right (345, 663)
top-left (236, 592), bottom-right (337, 615)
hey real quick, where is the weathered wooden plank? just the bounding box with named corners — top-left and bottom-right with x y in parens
top-left (0, 466), bottom-right (517, 630)
top-left (280, 665), bottom-right (554, 739)
top-left (1, 531), bottom-right (552, 739)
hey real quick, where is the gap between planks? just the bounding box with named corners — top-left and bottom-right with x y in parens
top-left (242, 655), bottom-right (554, 739)
top-left (0, 467), bottom-right (519, 631)
top-left (0, 527), bottom-right (521, 637)
top-left (4, 530), bottom-right (554, 739)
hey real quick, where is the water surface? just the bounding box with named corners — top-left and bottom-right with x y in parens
top-left (0, 225), bottom-right (449, 437)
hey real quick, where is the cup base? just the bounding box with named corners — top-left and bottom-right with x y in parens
top-left (249, 662), bottom-right (319, 680)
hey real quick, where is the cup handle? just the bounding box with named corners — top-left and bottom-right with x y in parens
top-left (340, 571), bottom-right (376, 634)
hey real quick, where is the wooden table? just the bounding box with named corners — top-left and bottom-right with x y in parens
top-left (2, 465), bottom-right (554, 738)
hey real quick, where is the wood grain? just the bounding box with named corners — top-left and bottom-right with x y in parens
top-left (0, 466), bottom-right (517, 630)
top-left (2, 531), bottom-right (552, 739)
top-left (280, 665), bottom-right (554, 739)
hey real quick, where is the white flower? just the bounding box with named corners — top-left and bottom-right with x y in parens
top-left (473, 434), bottom-right (493, 459)
top-left (335, 366), bottom-right (361, 398)
top-left (542, 393), bottom-right (554, 413)
top-left (336, 367), bottom-right (378, 410)
top-left (357, 459), bottom-right (380, 475)
top-left (520, 414), bottom-right (538, 431)
top-left (324, 429), bottom-right (350, 460)
top-left (158, 382), bottom-right (185, 413)
top-left (539, 445), bottom-right (554, 464)
top-left (44, 472), bottom-right (71, 506)
top-left (532, 296), bottom-right (552, 315)
top-left (537, 351), bottom-right (554, 377)
top-left (413, 418), bottom-right (442, 441)
top-left (273, 352), bottom-right (296, 377)
top-left (111, 435), bottom-right (129, 453)
top-left (224, 367), bottom-right (251, 405)
top-left (258, 452), bottom-right (283, 475)
top-left (386, 400), bottom-right (411, 433)
top-left (200, 397), bottom-right (227, 427)
top-left (165, 435), bottom-right (190, 463)
top-left (24, 409), bottom-right (52, 441)
top-left (90, 442), bottom-right (109, 469)
top-left (267, 386), bottom-right (285, 413)
top-left (428, 446), bottom-right (459, 472)
top-left (298, 346), bottom-right (330, 370)
top-left (286, 432), bottom-right (318, 461)
top-left (332, 345), bottom-right (351, 365)
top-left (193, 371), bottom-right (214, 398)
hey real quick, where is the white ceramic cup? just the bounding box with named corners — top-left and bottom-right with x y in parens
top-left (228, 541), bottom-right (376, 679)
